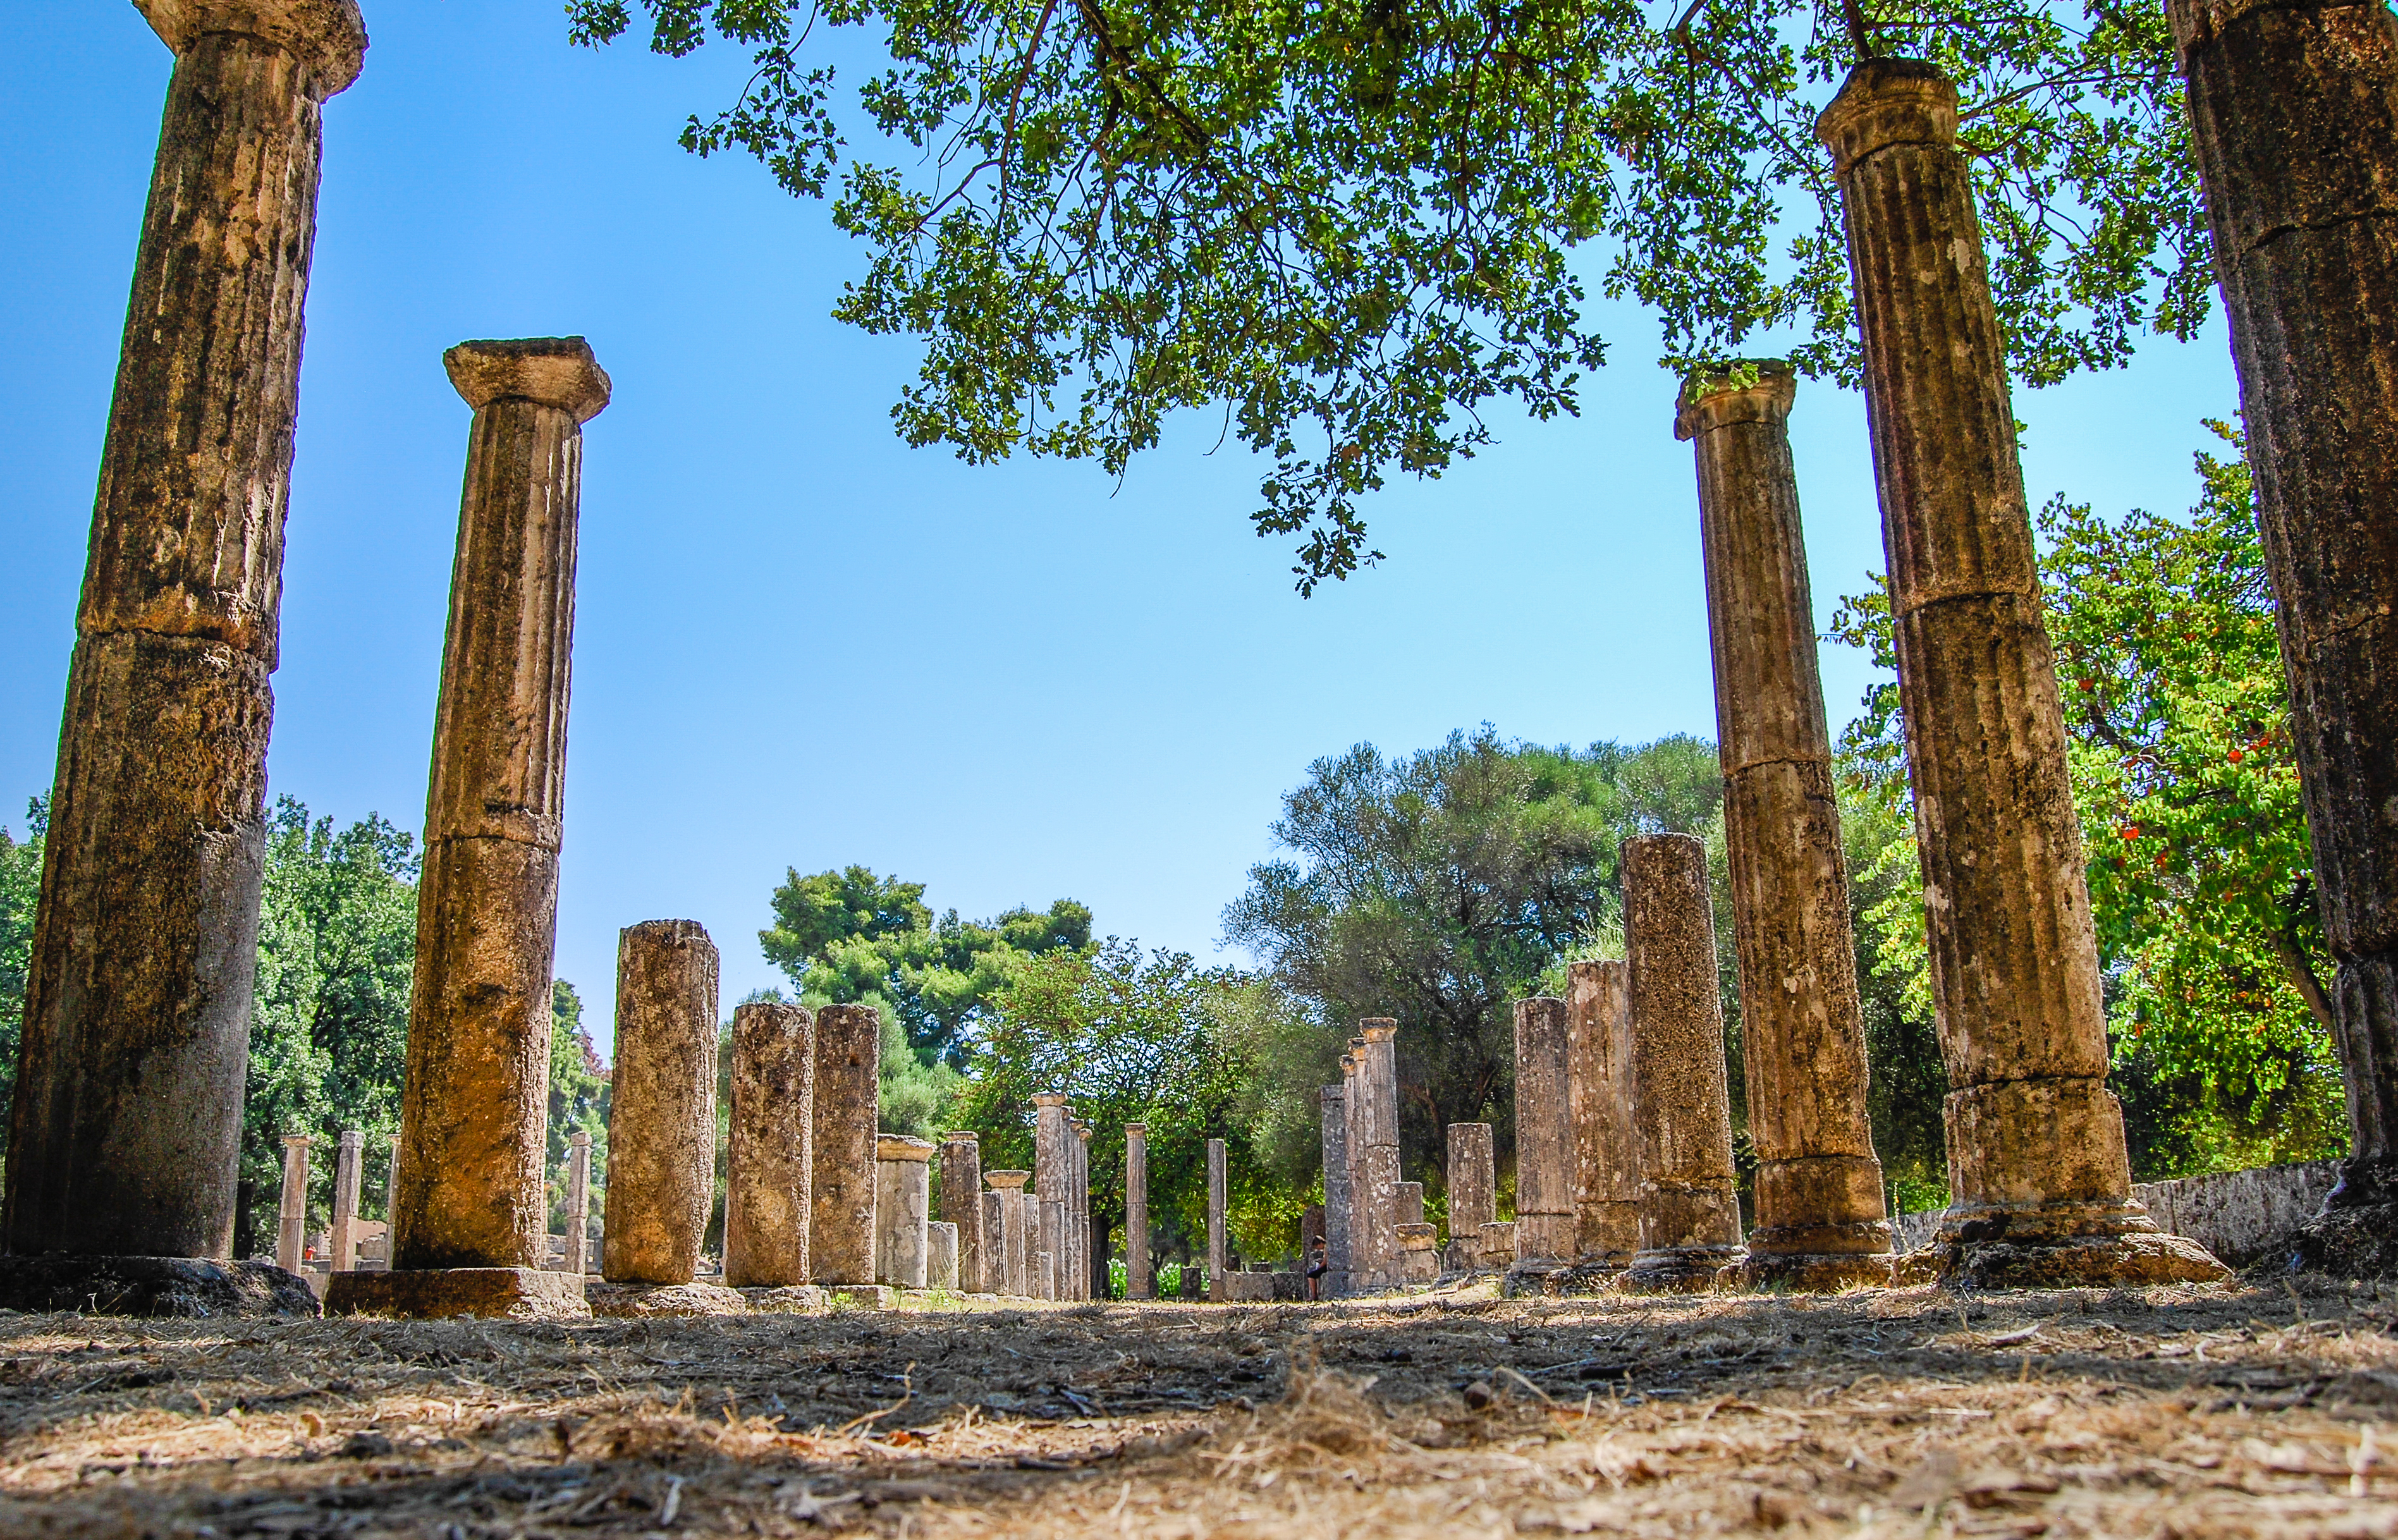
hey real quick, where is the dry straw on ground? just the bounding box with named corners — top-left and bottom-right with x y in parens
top-left (1, 1276), bottom-right (2394, 1536)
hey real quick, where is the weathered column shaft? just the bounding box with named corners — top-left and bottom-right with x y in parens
top-left (938, 1132), bottom-right (983, 1293)
top-left (1039, 1197), bottom-right (1065, 1300)
top-left (564, 1132), bottom-right (592, 1276)
top-left (1358, 1020), bottom-right (1402, 1285)
top-left (986, 1171), bottom-right (1031, 1295)
top-left (875, 1135), bottom-right (934, 1289)
top-left (927, 1221), bottom-right (958, 1289)
top-left (393, 338), bottom-right (609, 1274)
top-left (1322, 1091), bottom-right (1353, 1292)
top-left (1205, 1137), bottom-right (1228, 1299)
top-left (1679, 365), bottom-right (1892, 1285)
top-left (1019, 1191), bottom-right (1042, 1296)
top-left (1565, 962), bottom-right (1641, 1266)
top-left (725, 1001), bottom-right (814, 1288)
top-left (331, 1128), bottom-right (363, 1273)
top-left (601, 921), bottom-right (719, 1285)
top-left (1032, 1095), bottom-right (1072, 1296)
top-left (980, 1190), bottom-right (1003, 1292)
top-left (1398, 1180), bottom-right (1425, 1228)
top-left (277, 1135), bottom-right (311, 1273)
top-left (1622, 834), bottom-right (1746, 1290)
top-left (1124, 1123), bottom-right (1151, 1297)
top-left (1445, 1122), bottom-right (1495, 1264)
top-left (1513, 998), bottom-right (1575, 1268)
top-left (2, 1), bottom-right (367, 1261)
top-left (1074, 1123), bottom-right (1095, 1300)
top-left (810, 1003), bottom-right (881, 1285)
top-left (2171, 0), bottom-right (2398, 1212)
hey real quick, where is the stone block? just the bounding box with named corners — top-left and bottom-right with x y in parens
top-left (0, 1255), bottom-right (318, 1318)
top-left (324, 1268), bottom-right (587, 1321)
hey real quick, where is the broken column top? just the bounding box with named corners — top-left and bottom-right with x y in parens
top-left (944, 1130), bottom-right (980, 1143)
top-left (569, 1130), bottom-right (590, 1147)
top-left (1361, 1020), bottom-right (1396, 1041)
top-left (1814, 58), bottom-right (1958, 172)
top-left (140, 0), bottom-right (369, 96)
top-left (1032, 1092), bottom-right (1070, 1107)
top-left (1123, 1121), bottom-right (1146, 1135)
top-left (1674, 360), bottom-right (1796, 440)
top-left (283, 1133), bottom-right (312, 1147)
top-left (876, 1135), bottom-right (936, 1163)
top-left (985, 1170), bottom-right (1031, 1190)
top-left (443, 337), bottom-right (612, 422)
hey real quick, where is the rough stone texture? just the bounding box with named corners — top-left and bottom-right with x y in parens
top-left (986, 1171), bottom-right (1031, 1297)
top-left (1479, 1222), bottom-right (1517, 1267)
top-left (1357, 1022), bottom-right (1403, 1288)
top-left (2169, 0), bottom-right (2398, 1265)
top-left (1445, 1123), bottom-right (1495, 1273)
top-left (586, 1281), bottom-right (746, 1319)
top-left (563, 1132), bottom-right (592, 1276)
top-left (874, 1135), bottom-right (934, 1290)
top-left (1397, 1223), bottom-right (1440, 1285)
top-left (331, 1129), bottom-right (362, 1272)
top-left (938, 1132), bottom-right (983, 1293)
top-left (1622, 835), bottom-right (1747, 1293)
top-left (1679, 364), bottom-right (1897, 1293)
top-left (1321, 1093), bottom-right (1354, 1297)
top-left (392, 338), bottom-right (608, 1280)
top-left (1124, 1123), bottom-right (1151, 1298)
top-left (1036, 1245), bottom-right (1056, 1302)
top-left (1075, 1122), bottom-right (1096, 1300)
top-left (2, 1), bottom-right (366, 1266)
top-left (277, 1135), bottom-right (310, 1273)
top-left (1894, 1159), bottom-right (2340, 1269)
top-left (824, 1284), bottom-right (896, 1311)
top-left (1512, 998), bottom-right (1576, 1277)
top-left (927, 1221), bottom-right (958, 1290)
top-left (1206, 1138), bottom-right (1229, 1302)
top-left (325, 1268), bottom-right (587, 1322)
top-left (1343, 1049), bottom-right (1367, 1285)
top-left (1565, 962), bottom-right (1642, 1268)
top-left (1815, 61), bottom-right (2227, 1291)
top-left (724, 1001), bottom-right (814, 1288)
top-left (809, 1004), bottom-right (880, 1285)
top-left (0, 1255), bottom-right (319, 1318)
top-left (1397, 1181), bottom-right (1425, 1228)
top-left (742, 1284), bottom-right (831, 1313)
top-left (603, 921), bottom-right (719, 1285)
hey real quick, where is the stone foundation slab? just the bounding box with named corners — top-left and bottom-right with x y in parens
top-left (587, 1281), bottom-right (747, 1317)
top-left (324, 1268), bottom-right (588, 1321)
top-left (0, 1256), bottom-right (319, 1318)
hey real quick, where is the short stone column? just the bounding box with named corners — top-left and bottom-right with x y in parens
top-left (927, 1221), bottom-right (959, 1289)
top-left (1679, 363), bottom-right (1895, 1290)
top-left (1397, 1181), bottom-right (1425, 1227)
top-left (981, 1190), bottom-right (1004, 1292)
top-left (331, 1129), bottom-right (364, 1273)
top-left (725, 1001), bottom-right (814, 1288)
top-left (1512, 998), bottom-right (1576, 1278)
top-left (938, 1132), bottom-right (984, 1293)
top-left (1124, 1123), bottom-right (1151, 1297)
top-left (563, 1132), bottom-right (592, 1275)
top-left (810, 1003), bottom-right (881, 1285)
top-left (0, 0), bottom-right (367, 1273)
top-left (1397, 1223), bottom-right (1439, 1284)
top-left (2171, 0), bottom-right (2398, 1269)
top-left (276, 1135), bottom-right (312, 1274)
top-left (1817, 62), bottom-right (2226, 1288)
top-left (1036, 1244), bottom-right (1056, 1301)
top-left (1445, 1123), bottom-right (1495, 1271)
top-left (1479, 1221), bottom-right (1518, 1267)
top-left (1205, 1137), bottom-right (1228, 1302)
top-left (1621, 836), bottom-right (1746, 1292)
top-left (874, 1135), bottom-right (934, 1289)
top-left (1567, 961), bottom-right (1642, 1268)
top-left (986, 1171), bottom-right (1031, 1295)
top-left (1357, 1021), bottom-right (1403, 1287)
top-left (603, 921), bottom-right (719, 1285)
top-left (1319, 1091), bottom-right (1353, 1295)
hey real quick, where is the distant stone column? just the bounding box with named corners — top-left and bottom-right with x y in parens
top-left (1, 0), bottom-right (367, 1269)
top-left (1357, 1021), bottom-right (1402, 1287)
top-left (1622, 835), bottom-right (1746, 1292)
top-left (986, 1171), bottom-right (1031, 1295)
top-left (1036, 1244), bottom-right (1056, 1301)
top-left (980, 1190), bottom-right (1003, 1293)
top-left (875, 1135), bottom-right (934, 1289)
top-left (1567, 961), bottom-right (1642, 1268)
top-left (1445, 1123), bottom-right (1495, 1271)
top-left (1032, 1094), bottom-right (1072, 1296)
top-left (563, 1132), bottom-right (592, 1276)
top-left (602, 920), bottom-right (719, 1285)
top-left (1020, 1191), bottom-right (1044, 1295)
top-left (1321, 1091), bottom-right (1354, 1294)
top-left (1816, 62), bottom-right (2226, 1288)
top-left (1124, 1123), bottom-right (1151, 1298)
top-left (810, 1003), bottom-right (880, 1285)
top-left (1397, 1180), bottom-right (1425, 1227)
top-left (1074, 1120), bottom-right (1096, 1300)
top-left (329, 1129), bottom-right (364, 1273)
top-left (1206, 1137), bottom-right (1228, 1301)
top-left (725, 1001), bottom-right (814, 1288)
top-left (1512, 998), bottom-right (1575, 1277)
top-left (276, 1135), bottom-right (312, 1273)
top-left (927, 1221), bottom-right (958, 1290)
top-left (938, 1132), bottom-right (984, 1293)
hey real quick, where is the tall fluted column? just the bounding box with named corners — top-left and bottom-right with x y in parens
top-left (2170, 0), bottom-right (2398, 1274)
top-left (3, 1), bottom-right (366, 1273)
top-left (563, 1131), bottom-right (592, 1276)
top-left (1124, 1123), bottom-right (1151, 1297)
top-left (1205, 1137), bottom-right (1228, 1300)
top-left (603, 920), bottom-right (719, 1285)
top-left (725, 1001), bottom-right (814, 1288)
top-left (986, 1170), bottom-right (1031, 1295)
top-left (1622, 835), bottom-right (1746, 1292)
top-left (1567, 962), bottom-right (1641, 1268)
top-left (810, 1003), bottom-right (881, 1285)
top-left (1679, 365), bottom-right (1894, 1290)
top-left (938, 1131), bottom-right (984, 1293)
top-left (1444, 1123), bottom-right (1494, 1271)
top-left (1320, 1090), bottom-right (1352, 1294)
top-left (1818, 62), bottom-right (2225, 1287)
top-left (1510, 999), bottom-right (1575, 1281)
top-left (276, 1135), bottom-right (312, 1273)
top-left (1357, 1021), bottom-right (1402, 1287)
top-left (331, 1128), bottom-right (363, 1273)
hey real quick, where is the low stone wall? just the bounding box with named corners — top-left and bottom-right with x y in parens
top-left (1891, 1160), bottom-right (2342, 1268)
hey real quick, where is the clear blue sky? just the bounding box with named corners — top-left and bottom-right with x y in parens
top-left (2, 1), bottom-right (2241, 1045)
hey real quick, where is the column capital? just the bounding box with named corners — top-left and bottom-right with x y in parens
top-left (1122, 1121), bottom-right (1146, 1136)
top-left (1814, 58), bottom-right (1957, 175)
top-left (569, 1129), bottom-right (591, 1148)
top-left (444, 336), bottom-right (612, 422)
top-left (1031, 1092), bottom-right (1070, 1108)
top-left (1360, 1019), bottom-right (1397, 1043)
top-left (140, 0), bottom-right (367, 99)
top-left (985, 1170), bottom-right (1031, 1190)
top-left (943, 1129), bottom-right (980, 1142)
top-left (1674, 360), bottom-right (1795, 441)
top-left (877, 1134), bottom-right (936, 1163)
top-left (282, 1132), bottom-right (312, 1149)
top-left (338, 1126), bottom-right (363, 1147)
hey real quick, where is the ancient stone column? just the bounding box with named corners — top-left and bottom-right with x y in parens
top-left (1357, 1021), bottom-right (1403, 1287)
top-left (1567, 961), bottom-right (1642, 1268)
top-left (1479, 1221), bottom-right (1518, 1267)
top-left (1512, 998), bottom-right (1576, 1276)
top-left (331, 1129), bottom-right (363, 1273)
top-left (1206, 1137), bottom-right (1228, 1301)
top-left (938, 1132), bottom-right (984, 1293)
top-left (1817, 62), bottom-right (2227, 1287)
top-left (1036, 1244), bottom-right (1056, 1301)
top-left (1445, 1122), bottom-right (1495, 1271)
top-left (725, 1001), bottom-right (814, 1288)
top-left (276, 1135), bottom-right (311, 1273)
top-left (1074, 1120), bottom-right (1094, 1300)
top-left (1020, 1190), bottom-right (1044, 1295)
top-left (1032, 1094), bottom-right (1072, 1295)
top-left (564, 1131), bottom-right (592, 1276)
top-left (602, 921), bottom-right (719, 1285)
top-left (1124, 1122), bottom-right (1151, 1297)
top-left (875, 1135), bottom-right (934, 1289)
top-left (0, 0), bottom-right (367, 1271)
top-left (2171, 0), bottom-right (2398, 1270)
top-left (1397, 1223), bottom-right (1439, 1283)
top-left (1677, 365), bottom-right (1895, 1291)
top-left (810, 1003), bottom-right (881, 1285)
top-left (1622, 834), bottom-right (1747, 1292)
top-left (980, 1190), bottom-right (1003, 1292)
top-left (1397, 1180), bottom-right (1425, 1227)
top-left (1321, 1090), bottom-right (1354, 1295)
top-left (927, 1221), bottom-right (959, 1290)
top-left (986, 1171), bottom-right (1031, 1295)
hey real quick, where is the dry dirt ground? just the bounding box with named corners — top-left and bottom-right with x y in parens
top-left (3, 1274), bottom-right (2397, 1537)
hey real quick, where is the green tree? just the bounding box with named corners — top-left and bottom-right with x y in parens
top-left (0, 797), bottom-right (47, 1154)
top-left (548, 980), bottom-right (612, 1234)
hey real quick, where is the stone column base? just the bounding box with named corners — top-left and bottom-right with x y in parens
top-left (1934, 1206), bottom-right (2230, 1289)
top-left (1728, 1251), bottom-right (1895, 1292)
top-left (824, 1284), bottom-right (897, 1310)
top-left (1622, 1245), bottom-right (1746, 1295)
top-left (0, 1256), bottom-right (319, 1318)
top-left (587, 1281), bottom-right (747, 1317)
top-left (324, 1268), bottom-right (588, 1320)
top-left (1503, 1256), bottom-right (1629, 1297)
top-left (742, 1285), bottom-right (833, 1313)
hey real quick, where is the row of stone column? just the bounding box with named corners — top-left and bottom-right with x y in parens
top-left (1312, 1019), bottom-right (1409, 1297)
